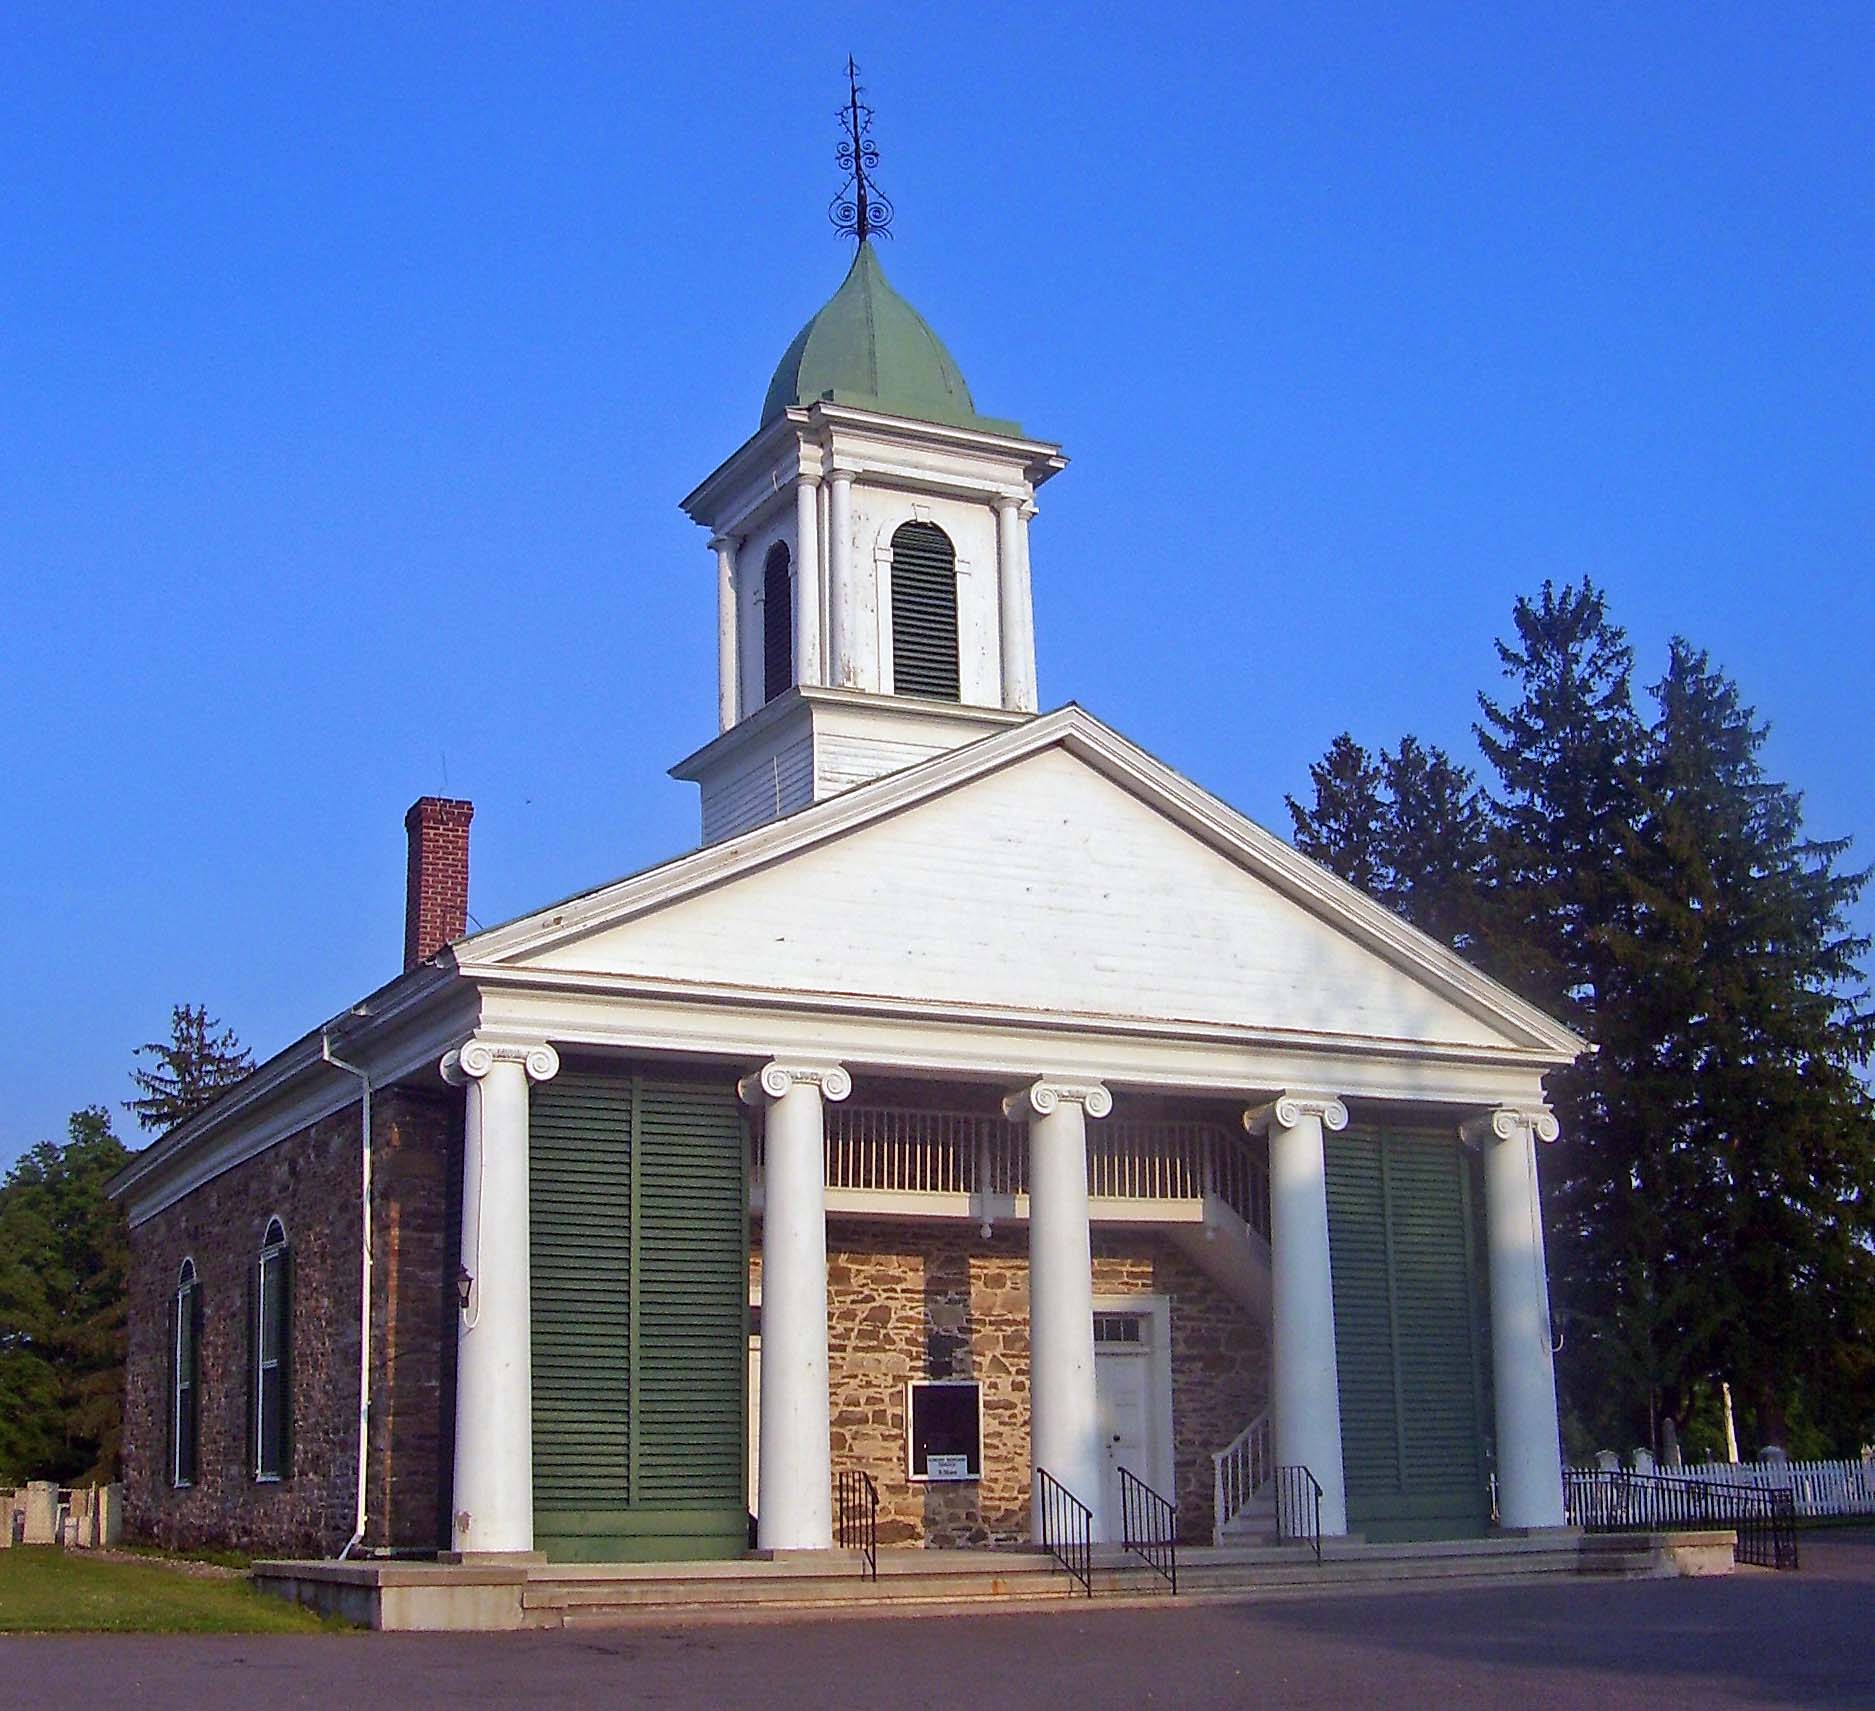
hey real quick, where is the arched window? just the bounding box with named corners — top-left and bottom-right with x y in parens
top-left (171, 1259), bottom-right (200, 1489)
top-left (252, 1217), bottom-right (291, 1481)
top-left (762, 542), bottom-right (793, 704)
top-left (889, 522), bottom-right (960, 700)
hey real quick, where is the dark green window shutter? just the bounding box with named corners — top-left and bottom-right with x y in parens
top-left (1325, 1136), bottom-right (1401, 1503)
top-left (762, 543), bottom-right (793, 704)
top-left (889, 521), bottom-right (960, 700)
top-left (274, 1242), bottom-right (293, 1478)
top-left (1326, 1133), bottom-right (1489, 1538)
top-left (632, 1078), bottom-right (747, 1506)
top-left (530, 1073), bottom-right (635, 1512)
top-left (245, 1261), bottom-right (259, 1479)
top-left (179, 1280), bottom-right (202, 1487)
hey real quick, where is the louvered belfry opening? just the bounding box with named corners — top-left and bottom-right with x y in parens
top-left (889, 521), bottom-right (961, 700)
top-left (762, 542), bottom-right (793, 704)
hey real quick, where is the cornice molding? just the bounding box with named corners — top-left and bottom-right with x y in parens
top-left (1244, 1092), bottom-right (1350, 1136)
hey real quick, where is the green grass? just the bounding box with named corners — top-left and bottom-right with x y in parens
top-left (0, 1547), bottom-right (341, 1633)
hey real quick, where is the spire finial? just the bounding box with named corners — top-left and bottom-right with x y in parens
top-left (830, 56), bottom-right (894, 245)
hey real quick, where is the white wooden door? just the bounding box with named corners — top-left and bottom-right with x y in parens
top-left (1095, 1321), bottom-right (1156, 1540)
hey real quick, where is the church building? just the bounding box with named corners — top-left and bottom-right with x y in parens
top-left (110, 121), bottom-right (1584, 1584)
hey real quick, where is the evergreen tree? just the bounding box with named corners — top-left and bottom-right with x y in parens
top-left (0, 1107), bottom-right (131, 1482)
top-left (1287, 735), bottom-right (1388, 897)
top-left (126, 1002), bottom-right (254, 1133)
top-left (1614, 642), bottom-right (1875, 1452)
top-left (1288, 732), bottom-right (1492, 951)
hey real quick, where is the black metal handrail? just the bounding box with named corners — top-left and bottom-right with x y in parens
top-left (837, 1468), bottom-right (879, 1581)
top-left (1273, 1463), bottom-right (1323, 1564)
top-left (1117, 1466), bottom-right (1178, 1595)
top-left (1036, 1467), bottom-right (1093, 1596)
top-left (1563, 1468), bottom-right (1798, 1571)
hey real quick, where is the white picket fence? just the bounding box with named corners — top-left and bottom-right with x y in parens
top-left (1571, 1459), bottom-right (1875, 1519)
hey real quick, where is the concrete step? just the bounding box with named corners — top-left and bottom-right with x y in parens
top-left (256, 1530), bottom-right (1709, 1630)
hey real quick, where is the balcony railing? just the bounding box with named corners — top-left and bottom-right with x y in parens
top-left (749, 1105), bottom-right (1269, 1239)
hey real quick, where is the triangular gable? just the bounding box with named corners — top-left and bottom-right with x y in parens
top-left (462, 710), bottom-right (1583, 1061)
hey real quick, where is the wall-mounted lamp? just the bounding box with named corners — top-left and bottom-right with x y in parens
top-left (456, 1264), bottom-right (474, 1314)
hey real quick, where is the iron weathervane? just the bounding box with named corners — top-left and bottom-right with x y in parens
top-left (830, 56), bottom-right (894, 243)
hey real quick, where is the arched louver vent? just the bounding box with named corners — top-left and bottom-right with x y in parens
top-left (890, 521), bottom-right (960, 701)
top-left (762, 542), bottom-right (793, 705)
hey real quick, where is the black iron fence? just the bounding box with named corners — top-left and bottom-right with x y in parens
top-left (1036, 1467), bottom-right (1093, 1596)
top-left (1273, 1464), bottom-right (1324, 1564)
top-left (1117, 1466), bottom-right (1178, 1595)
top-left (1563, 1468), bottom-right (1799, 1571)
top-left (837, 1468), bottom-right (879, 1581)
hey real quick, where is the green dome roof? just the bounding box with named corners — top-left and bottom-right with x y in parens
top-left (761, 243), bottom-right (1019, 435)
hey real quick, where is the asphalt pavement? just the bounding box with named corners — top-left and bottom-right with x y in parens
top-left (9, 1529), bottom-right (1874, 1710)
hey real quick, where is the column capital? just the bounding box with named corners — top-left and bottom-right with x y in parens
top-left (1003, 1078), bottom-right (1112, 1122)
top-left (440, 1038), bottom-right (561, 1087)
top-left (707, 533), bottom-right (740, 557)
top-left (827, 465), bottom-right (859, 484)
top-left (1019, 499), bottom-right (1039, 521)
top-left (1244, 1092), bottom-right (1348, 1137)
top-left (796, 468), bottom-right (823, 490)
top-left (992, 492), bottom-right (1022, 516)
top-left (738, 1060), bottom-right (852, 1105)
top-left (1461, 1106), bottom-right (1560, 1147)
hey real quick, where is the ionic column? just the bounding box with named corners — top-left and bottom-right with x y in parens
top-left (827, 469), bottom-right (858, 689)
top-left (710, 534), bottom-right (740, 731)
top-left (1245, 1092), bottom-right (1351, 1537)
top-left (1004, 1077), bottom-right (1109, 1540)
top-left (1464, 1106), bottom-right (1567, 1528)
top-left (441, 1037), bottom-right (560, 1556)
top-left (794, 474), bottom-right (823, 687)
top-left (739, 1059), bottom-right (849, 1550)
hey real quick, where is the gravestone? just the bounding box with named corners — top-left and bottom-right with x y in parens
top-left (21, 1482), bottom-right (58, 1545)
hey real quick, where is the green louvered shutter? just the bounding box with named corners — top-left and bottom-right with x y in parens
top-left (889, 521), bottom-right (960, 700)
top-left (529, 1068), bottom-right (747, 1560)
top-left (1326, 1133), bottom-right (1490, 1539)
top-left (1325, 1136), bottom-right (1402, 1505)
top-left (1386, 1141), bottom-right (1487, 1523)
top-left (633, 1078), bottom-right (747, 1510)
top-left (530, 1073), bottom-right (635, 1516)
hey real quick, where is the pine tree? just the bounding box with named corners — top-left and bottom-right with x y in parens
top-left (126, 1003), bottom-right (254, 1134)
top-left (1288, 732), bottom-right (1493, 952)
top-left (1287, 735), bottom-right (1389, 898)
top-left (0, 1107), bottom-right (131, 1482)
top-left (1616, 642), bottom-right (1875, 1452)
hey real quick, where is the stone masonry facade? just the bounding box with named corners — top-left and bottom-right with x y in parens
top-left (755, 1220), bottom-right (1268, 1546)
top-left (122, 1087), bottom-right (458, 1557)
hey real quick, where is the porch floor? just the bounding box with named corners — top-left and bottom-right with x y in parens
top-left (253, 1529), bottom-right (1737, 1630)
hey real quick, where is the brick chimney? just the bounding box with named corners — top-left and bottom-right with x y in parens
top-left (404, 797), bottom-right (474, 969)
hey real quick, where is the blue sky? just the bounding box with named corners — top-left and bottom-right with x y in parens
top-left (3, 3), bottom-right (1871, 1167)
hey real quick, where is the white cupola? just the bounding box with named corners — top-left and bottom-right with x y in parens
top-left (671, 238), bottom-right (1067, 845)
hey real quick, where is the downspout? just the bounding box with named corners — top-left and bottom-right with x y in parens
top-left (322, 1024), bottom-right (372, 1560)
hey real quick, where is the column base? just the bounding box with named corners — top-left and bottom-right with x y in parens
top-left (437, 1550), bottom-right (547, 1566)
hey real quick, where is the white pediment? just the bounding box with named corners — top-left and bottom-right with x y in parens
top-left (488, 726), bottom-right (1577, 1060)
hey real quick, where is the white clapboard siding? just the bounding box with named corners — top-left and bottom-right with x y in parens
top-left (535, 746), bottom-right (1515, 1050)
top-left (815, 731), bottom-right (958, 798)
top-left (700, 734), bottom-right (813, 845)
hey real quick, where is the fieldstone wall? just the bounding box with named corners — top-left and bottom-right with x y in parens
top-left (755, 1221), bottom-right (1267, 1546)
top-left (122, 1086), bottom-right (457, 1557)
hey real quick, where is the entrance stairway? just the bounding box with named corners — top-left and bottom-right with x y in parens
top-left (256, 1530), bottom-right (1706, 1631)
